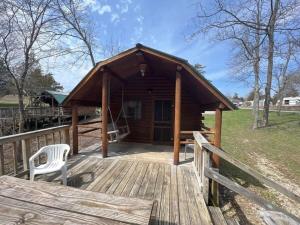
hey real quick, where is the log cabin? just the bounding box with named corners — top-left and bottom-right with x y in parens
top-left (63, 43), bottom-right (235, 165)
top-left (1, 45), bottom-right (299, 224)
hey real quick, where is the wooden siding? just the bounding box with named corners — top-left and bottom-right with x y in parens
top-left (110, 72), bottom-right (203, 143)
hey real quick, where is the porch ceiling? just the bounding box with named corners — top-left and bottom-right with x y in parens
top-left (63, 44), bottom-right (235, 110)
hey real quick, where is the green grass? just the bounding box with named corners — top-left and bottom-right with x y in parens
top-left (204, 109), bottom-right (300, 185)
top-left (0, 95), bottom-right (29, 108)
top-left (0, 103), bottom-right (19, 107)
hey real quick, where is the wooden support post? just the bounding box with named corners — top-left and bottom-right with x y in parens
top-left (0, 144), bottom-right (4, 175)
top-left (211, 104), bottom-right (223, 206)
top-left (72, 105), bottom-right (78, 155)
top-left (101, 71), bottom-right (109, 158)
top-left (13, 142), bottom-right (18, 174)
top-left (64, 128), bottom-right (70, 146)
top-left (21, 139), bottom-right (30, 171)
top-left (213, 107), bottom-right (222, 165)
top-left (173, 66), bottom-right (182, 165)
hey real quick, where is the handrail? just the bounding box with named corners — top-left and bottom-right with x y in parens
top-left (204, 167), bottom-right (300, 223)
top-left (180, 130), bottom-right (215, 145)
top-left (193, 131), bottom-right (300, 223)
top-left (0, 125), bottom-right (71, 176)
top-left (0, 125), bottom-right (70, 144)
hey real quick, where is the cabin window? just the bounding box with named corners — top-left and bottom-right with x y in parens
top-left (124, 100), bottom-right (142, 120)
top-left (284, 100), bottom-right (289, 105)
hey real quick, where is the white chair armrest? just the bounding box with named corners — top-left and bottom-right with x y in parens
top-left (63, 146), bottom-right (70, 162)
top-left (29, 147), bottom-right (46, 168)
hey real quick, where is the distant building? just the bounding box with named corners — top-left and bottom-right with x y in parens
top-left (277, 96), bottom-right (300, 106)
top-left (243, 100), bottom-right (273, 108)
top-left (40, 90), bottom-right (69, 107)
top-left (229, 99), bottom-right (244, 108)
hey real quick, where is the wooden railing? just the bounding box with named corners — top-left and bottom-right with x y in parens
top-left (0, 125), bottom-right (71, 176)
top-left (180, 128), bottom-right (215, 145)
top-left (193, 131), bottom-right (300, 223)
top-left (0, 107), bottom-right (72, 119)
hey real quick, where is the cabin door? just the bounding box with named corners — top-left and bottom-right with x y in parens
top-left (153, 100), bottom-right (173, 143)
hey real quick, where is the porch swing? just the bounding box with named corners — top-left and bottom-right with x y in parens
top-left (77, 83), bottom-right (130, 145)
top-left (106, 85), bottom-right (130, 143)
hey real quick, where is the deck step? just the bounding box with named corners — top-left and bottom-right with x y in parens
top-left (209, 206), bottom-right (228, 225)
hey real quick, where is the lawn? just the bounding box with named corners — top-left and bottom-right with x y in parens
top-left (203, 109), bottom-right (300, 185)
top-left (0, 95), bottom-right (29, 107)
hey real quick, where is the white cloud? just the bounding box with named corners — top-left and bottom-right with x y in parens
top-left (82, 0), bottom-right (112, 15)
top-left (136, 16), bottom-right (144, 24)
top-left (133, 4), bottom-right (140, 12)
top-left (97, 5), bottom-right (112, 15)
top-left (120, 4), bottom-right (129, 13)
top-left (111, 13), bottom-right (120, 23)
top-left (92, 4), bottom-right (111, 15)
top-left (119, 0), bottom-right (133, 14)
top-left (82, 0), bottom-right (96, 7)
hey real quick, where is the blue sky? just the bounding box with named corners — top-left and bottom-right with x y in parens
top-left (48, 0), bottom-right (250, 97)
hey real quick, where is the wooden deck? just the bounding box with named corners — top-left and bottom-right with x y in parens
top-left (32, 144), bottom-right (213, 225)
top-left (0, 176), bottom-right (154, 224)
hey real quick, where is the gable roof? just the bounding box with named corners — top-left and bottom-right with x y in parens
top-left (41, 90), bottom-right (69, 106)
top-left (63, 43), bottom-right (235, 110)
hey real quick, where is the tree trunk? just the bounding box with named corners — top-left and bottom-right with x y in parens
top-left (252, 0), bottom-right (261, 129)
top-left (263, 35), bottom-right (274, 126)
top-left (277, 92), bottom-right (284, 116)
top-left (253, 65), bottom-right (260, 129)
top-left (277, 41), bottom-right (291, 116)
top-left (17, 91), bottom-right (25, 133)
top-left (84, 39), bottom-right (96, 67)
top-left (262, 0), bottom-right (280, 127)
top-left (87, 44), bottom-right (96, 67)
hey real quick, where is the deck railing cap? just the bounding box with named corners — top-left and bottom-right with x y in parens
top-left (0, 125), bottom-right (70, 145)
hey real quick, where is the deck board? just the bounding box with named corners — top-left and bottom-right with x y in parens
top-left (33, 152), bottom-right (212, 225)
top-left (0, 176), bottom-right (153, 225)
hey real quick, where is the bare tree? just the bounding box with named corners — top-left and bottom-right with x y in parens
top-left (192, 0), bottom-right (300, 126)
top-left (274, 36), bottom-right (300, 114)
top-left (192, 0), bottom-right (265, 128)
top-left (232, 1), bottom-right (263, 129)
top-left (102, 36), bottom-right (123, 58)
top-left (56, 0), bottom-right (97, 66)
top-left (262, 0), bottom-right (280, 126)
top-left (0, 0), bottom-right (60, 132)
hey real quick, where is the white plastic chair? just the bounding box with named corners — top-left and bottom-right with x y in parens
top-left (29, 144), bottom-right (70, 185)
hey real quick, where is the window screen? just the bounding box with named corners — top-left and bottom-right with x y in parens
top-left (124, 101), bottom-right (142, 120)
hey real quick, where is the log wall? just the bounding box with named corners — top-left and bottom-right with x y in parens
top-left (110, 72), bottom-right (204, 143)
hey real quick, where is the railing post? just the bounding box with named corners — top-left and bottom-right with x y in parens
top-left (22, 139), bottom-right (30, 171)
top-left (193, 131), bottom-right (211, 205)
top-left (72, 105), bottom-right (78, 155)
top-left (211, 104), bottom-right (224, 206)
top-left (64, 128), bottom-right (70, 146)
top-left (101, 70), bottom-right (109, 158)
top-left (13, 142), bottom-right (18, 174)
top-left (202, 148), bottom-right (210, 204)
top-left (0, 144), bottom-right (4, 175)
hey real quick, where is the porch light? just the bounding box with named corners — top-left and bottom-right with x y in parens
top-left (139, 64), bottom-right (147, 77)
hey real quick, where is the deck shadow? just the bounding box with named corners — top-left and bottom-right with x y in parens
top-left (221, 186), bottom-right (256, 225)
top-left (68, 171), bottom-right (95, 188)
top-left (220, 160), bottom-right (265, 225)
top-left (221, 160), bottom-right (265, 188)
